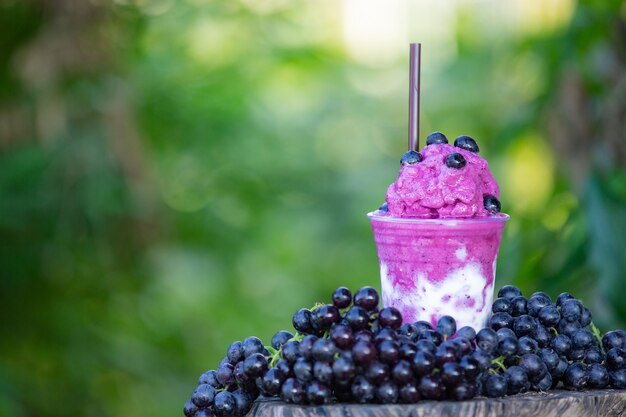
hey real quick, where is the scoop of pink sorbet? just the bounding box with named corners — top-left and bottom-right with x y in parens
top-left (385, 143), bottom-right (499, 218)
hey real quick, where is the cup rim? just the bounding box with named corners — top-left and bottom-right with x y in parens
top-left (367, 210), bottom-right (510, 225)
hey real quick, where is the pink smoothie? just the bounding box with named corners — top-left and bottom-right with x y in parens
top-left (370, 138), bottom-right (508, 330)
top-left (368, 213), bottom-right (508, 330)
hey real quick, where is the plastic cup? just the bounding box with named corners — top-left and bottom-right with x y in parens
top-left (368, 211), bottom-right (509, 330)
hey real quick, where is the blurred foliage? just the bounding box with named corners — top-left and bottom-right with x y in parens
top-left (1, 0), bottom-right (625, 416)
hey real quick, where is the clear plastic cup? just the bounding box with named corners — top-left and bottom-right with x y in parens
top-left (368, 211), bottom-right (509, 330)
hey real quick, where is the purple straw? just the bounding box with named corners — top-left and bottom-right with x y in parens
top-left (408, 43), bottom-right (421, 152)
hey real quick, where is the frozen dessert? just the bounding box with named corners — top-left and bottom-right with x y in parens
top-left (385, 134), bottom-right (500, 218)
top-left (369, 132), bottom-right (508, 331)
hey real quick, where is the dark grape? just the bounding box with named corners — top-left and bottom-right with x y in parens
top-left (399, 342), bottom-right (417, 360)
top-left (580, 308), bottom-right (592, 327)
top-left (415, 339), bottom-right (437, 354)
top-left (583, 347), bottom-right (604, 365)
top-left (351, 376), bottom-right (376, 403)
top-left (498, 337), bottom-right (518, 358)
top-left (391, 360), bottom-right (413, 384)
top-left (329, 324), bottom-right (354, 349)
top-left (198, 370), bottom-right (220, 388)
top-left (537, 306), bottom-right (560, 327)
top-left (282, 340), bottom-right (300, 363)
top-left (560, 299), bottom-right (583, 322)
top-left (510, 296), bottom-right (528, 317)
top-left (527, 294), bottom-right (551, 316)
top-left (476, 328), bottom-right (498, 354)
top-left (313, 305), bottom-right (341, 330)
top-left (418, 330), bottom-right (443, 346)
top-left (459, 355), bottom-right (481, 379)
top-left (533, 373), bottom-right (553, 391)
top-left (242, 336), bottom-right (265, 358)
top-left (345, 306), bottom-right (371, 331)
top-left (609, 369), bottom-right (626, 388)
top-left (293, 357), bottom-right (313, 382)
top-left (192, 384), bottom-right (216, 408)
top-left (365, 360), bottom-right (389, 384)
top-left (490, 312), bottom-right (513, 330)
top-left (292, 309), bottom-right (313, 333)
top-left (274, 359), bottom-right (292, 379)
top-left (280, 378), bottom-right (307, 404)
top-left (399, 382), bottom-right (420, 403)
top-left (531, 324), bottom-right (552, 348)
top-left (413, 321), bottom-right (433, 333)
top-left (470, 350), bottom-right (493, 371)
top-left (603, 330), bottom-right (626, 351)
top-left (242, 353), bottom-right (268, 378)
top-left (376, 381), bottom-right (399, 404)
top-left (555, 292), bottom-right (574, 308)
top-left (232, 390), bottom-right (253, 416)
top-left (271, 331), bottom-right (294, 350)
top-left (313, 361), bottom-right (333, 384)
top-left (299, 335), bottom-right (318, 360)
top-left (551, 334), bottom-right (572, 356)
top-left (456, 326), bottom-right (477, 341)
top-left (552, 357), bottom-right (569, 380)
top-left (183, 400), bottom-right (198, 417)
top-left (504, 366), bottom-right (529, 394)
top-left (572, 329), bottom-right (595, 349)
top-left (398, 323), bottom-right (419, 341)
top-left (378, 340), bottom-right (400, 365)
top-left (606, 348), bottom-right (626, 370)
top-left (227, 341), bottom-right (244, 364)
top-left (426, 131), bottom-right (448, 145)
top-left (332, 287), bottom-right (352, 309)
top-left (440, 362), bottom-right (464, 387)
top-left (352, 340), bottom-right (377, 366)
top-left (519, 353), bottom-right (548, 382)
top-left (374, 327), bottom-right (397, 344)
top-left (312, 338), bottom-right (336, 362)
top-left (558, 320), bottom-right (581, 337)
top-left (538, 348), bottom-right (560, 371)
top-left (216, 362), bottom-right (235, 386)
top-left (379, 307), bottom-right (403, 329)
top-left (498, 285), bottom-right (522, 300)
top-left (513, 315), bottom-right (535, 337)
top-left (492, 297), bottom-right (513, 315)
top-left (307, 381), bottom-right (331, 405)
top-left (436, 315), bottom-right (457, 338)
top-left (261, 368), bottom-right (286, 396)
top-left (450, 381), bottom-right (477, 401)
top-left (213, 391), bottom-right (236, 417)
top-left (412, 350), bottom-right (436, 376)
top-left (588, 364), bottom-right (609, 389)
top-left (484, 375), bottom-right (508, 397)
top-left (418, 374), bottom-right (445, 400)
top-left (564, 362), bottom-right (588, 390)
top-left (353, 287), bottom-right (379, 311)
top-left (517, 336), bottom-right (539, 355)
top-left (332, 356), bottom-right (356, 381)
top-left (435, 343), bottom-right (458, 366)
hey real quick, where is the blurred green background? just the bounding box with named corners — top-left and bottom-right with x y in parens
top-left (1, 0), bottom-right (626, 415)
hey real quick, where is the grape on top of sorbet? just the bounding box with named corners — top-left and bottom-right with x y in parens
top-left (385, 141), bottom-right (500, 218)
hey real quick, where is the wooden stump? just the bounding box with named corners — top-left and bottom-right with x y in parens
top-left (247, 390), bottom-right (626, 417)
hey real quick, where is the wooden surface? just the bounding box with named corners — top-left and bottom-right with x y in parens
top-left (247, 389), bottom-right (626, 417)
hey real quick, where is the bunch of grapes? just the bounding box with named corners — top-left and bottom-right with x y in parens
top-left (484, 286), bottom-right (626, 395)
top-left (184, 286), bottom-right (626, 417)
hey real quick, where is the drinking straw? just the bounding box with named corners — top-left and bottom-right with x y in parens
top-left (408, 43), bottom-right (421, 152)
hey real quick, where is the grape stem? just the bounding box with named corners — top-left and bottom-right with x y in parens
top-left (590, 322), bottom-right (603, 349)
top-left (491, 356), bottom-right (507, 373)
